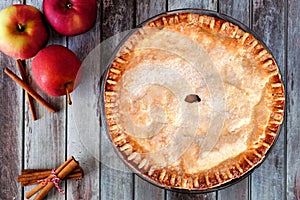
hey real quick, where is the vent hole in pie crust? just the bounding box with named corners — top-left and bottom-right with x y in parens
top-left (184, 94), bottom-right (201, 103)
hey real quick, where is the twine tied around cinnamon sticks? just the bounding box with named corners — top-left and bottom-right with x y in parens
top-left (18, 156), bottom-right (83, 200)
top-left (37, 169), bottom-right (65, 194)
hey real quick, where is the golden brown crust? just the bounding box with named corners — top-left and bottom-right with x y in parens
top-left (103, 12), bottom-right (285, 190)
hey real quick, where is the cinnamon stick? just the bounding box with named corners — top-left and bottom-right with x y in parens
top-left (25, 157), bottom-right (74, 199)
top-left (4, 68), bottom-right (56, 113)
top-left (16, 59), bottom-right (37, 120)
top-left (19, 167), bottom-right (82, 179)
top-left (22, 174), bottom-right (83, 187)
top-left (18, 167), bottom-right (83, 186)
top-left (21, 172), bottom-right (83, 187)
top-left (33, 159), bottom-right (79, 200)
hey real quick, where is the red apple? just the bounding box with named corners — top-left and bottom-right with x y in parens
top-left (43, 0), bottom-right (97, 36)
top-left (32, 45), bottom-right (81, 104)
top-left (0, 4), bottom-right (48, 59)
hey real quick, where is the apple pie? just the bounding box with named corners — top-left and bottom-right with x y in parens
top-left (102, 11), bottom-right (285, 190)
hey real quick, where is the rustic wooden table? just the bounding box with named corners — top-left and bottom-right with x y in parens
top-left (0, 0), bottom-right (299, 199)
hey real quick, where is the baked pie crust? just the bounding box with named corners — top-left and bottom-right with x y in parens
top-left (102, 12), bottom-right (285, 190)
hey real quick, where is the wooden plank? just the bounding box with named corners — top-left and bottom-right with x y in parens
top-left (168, 0), bottom-right (217, 11)
top-left (100, 1), bottom-right (135, 199)
top-left (134, 1), bottom-right (166, 200)
top-left (217, 0), bottom-right (250, 199)
top-left (22, 1), bottom-right (67, 199)
top-left (218, 172), bottom-right (249, 198)
top-left (134, 177), bottom-right (165, 200)
top-left (167, 192), bottom-right (217, 200)
top-left (0, 2), bottom-right (23, 199)
top-left (218, 180), bottom-right (249, 200)
top-left (136, 0), bottom-right (166, 24)
top-left (166, 1), bottom-right (217, 199)
top-left (66, 1), bottom-right (101, 199)
top-left (251, 0), bottom-right (286, 199)
top-left (0, 61), bottom-right (23, 200)
top-left (101, 0), bottom-right (135, 40)
top-left (287, 0), bottom-right (300, 199)
top-left (219, 0), bottom-right (250, 25)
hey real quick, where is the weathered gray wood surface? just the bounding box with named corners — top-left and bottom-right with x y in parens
top-left (287, 0), bottom-right (300, 199)
top-left (100, 1), bottom-right (135, 200)
top-left (23, 1), bottom-right (67, 200)
top-left (251, 1), bottom-right (286, 199)
top-left (66, 0), bottom-right (101, 199)
top-left (0, 2), bottom-right (23, 200)
top-left (0, 0), bottom-right (299, 200)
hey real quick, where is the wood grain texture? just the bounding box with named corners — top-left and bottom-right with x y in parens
top-left (166, 1), bottom-right (217, 199)
top-left (134, 1), bottom-right (166, 199)
top-left (217, 1), bottom-right (250, 199)
top-left (0, 1), bottom-right (26, 200)
top-left (0, 50), bottom-right (23, 200)
top-left (251, 0), bottom-right (286, 199)
top-left (134, 176), bottom-right (165, 200)
top-left (168, 0), bottom-right (218, 11)
top-left (219, 0), bottom-right (250, 24)
top-left (101, 0), bottom-right (135, 40)
top-left (218, 175), bottom-right (249, 199)
top-left (100, 1), bottom-right (135, 199)
top-left (22, 1), bottom-right (67, 199)
top-left (136, 0), bottom-right (166, 24)
top-left (66, 0), bottom-right (101, 199)
top-left (166, 192), bottom-right (216, 200)
top-left (287, 0), bottom-right (300, 199)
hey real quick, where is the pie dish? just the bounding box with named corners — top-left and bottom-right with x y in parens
top-left (101, 10), bottom-right (285, 191)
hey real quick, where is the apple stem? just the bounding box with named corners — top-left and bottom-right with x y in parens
top-left (66, 2), bottom-right (73, 9)
top-left (17, 23), bottom-right (25, 32)
top-left (66, 88), bottom-right (72, 105)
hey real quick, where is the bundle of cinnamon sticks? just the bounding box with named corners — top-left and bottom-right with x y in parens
top-left (18, 156), bottom-right (83, 200)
